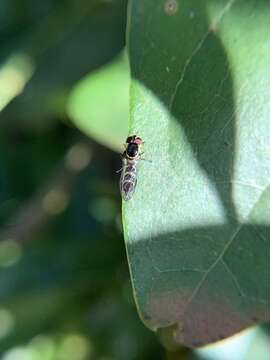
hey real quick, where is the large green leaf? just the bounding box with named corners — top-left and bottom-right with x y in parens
top-left (124, 0), bottom-right (270, 348)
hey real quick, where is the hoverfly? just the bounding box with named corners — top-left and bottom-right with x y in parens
top-left (120, 135), bottom-right (143, 201)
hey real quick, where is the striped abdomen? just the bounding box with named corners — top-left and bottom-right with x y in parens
top-left (120, 162), bottom-right (137, 201)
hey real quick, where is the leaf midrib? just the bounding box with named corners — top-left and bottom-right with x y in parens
top-left (169, 0), bottom-right (237, 111)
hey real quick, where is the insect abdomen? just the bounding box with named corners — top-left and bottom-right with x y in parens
top-left (120, 163), bottom-right (137, 201)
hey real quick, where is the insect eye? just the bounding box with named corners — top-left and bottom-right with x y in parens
top-left (134, 137), bottom-right (142, 145)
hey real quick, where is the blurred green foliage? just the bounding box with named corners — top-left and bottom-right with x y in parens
top-left (67, 53), bottom-right (129, 152)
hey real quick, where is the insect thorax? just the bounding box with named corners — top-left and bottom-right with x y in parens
top-left (126, 143), bottom-right (139, 158)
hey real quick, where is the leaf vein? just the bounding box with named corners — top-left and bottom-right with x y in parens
top-left (183, 182), bottom-right (270, 314)
top-left (169, 0), bottom-right (237, 111)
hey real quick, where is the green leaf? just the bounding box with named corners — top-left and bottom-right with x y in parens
top-left (67, 54), bottom-right (129, 152)
top-left (125, 0), bottom-right (270, 348)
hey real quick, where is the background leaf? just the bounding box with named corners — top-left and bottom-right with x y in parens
top-left (125, 0), bottom-right (270, 348)
top-left (68, 54), bottom-right (129, 152)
